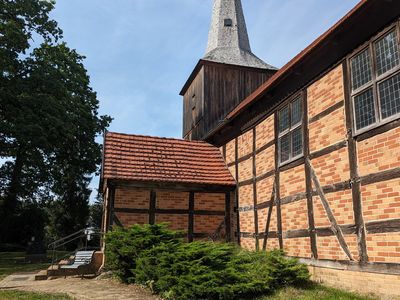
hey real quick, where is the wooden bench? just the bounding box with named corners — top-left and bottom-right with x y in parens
top-left (60, 250), bottom-right (95, 277)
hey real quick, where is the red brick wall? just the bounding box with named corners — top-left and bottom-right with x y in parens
top-left (310, 148), bottom-right (350, 186)
top-left (255, 115), bottom-right (274, 149)
top-left (155, 214), bottom-right (188, 231)
top-left (115, 212), bottom-right (149, 226)
top-left (313, 190), bottom-right (354, 227)
top-left (114, 187), bottom-right (150, 227)
top-left (358, 127), bottom-right (400, 176)
top-left (114, 187), bottom-right (149, 209)
top-left (110, 187), bottom-right (230, 240)
top-left (223, 61), bottom-right (400, 266)
top-left (280, 165), bottom-right (305, 198)
top-left (156, 191), bottom-right (189, 209)
top-left (281, 199), bottom-right (308, 232)
top-left (194, 215), bottom-right (224, 233)
top-left (194, 193), bottom-right (225, 211)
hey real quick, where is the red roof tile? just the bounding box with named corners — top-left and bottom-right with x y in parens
top-left (102, 132), bottom-right (236, 186)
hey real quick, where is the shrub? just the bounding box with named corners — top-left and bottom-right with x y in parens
top-left (136, 243), bottom-right (309, 300)
top-left (105, 223), bottom-right (182, 283)
top-left (105, 224), bottom-right (310, 299)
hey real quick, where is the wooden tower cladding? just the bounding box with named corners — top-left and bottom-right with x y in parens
top-left (180, 0), bottom-right (276, 141)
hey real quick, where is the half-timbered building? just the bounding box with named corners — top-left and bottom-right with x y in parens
top-left (101, 0), bottom-right (400, 297)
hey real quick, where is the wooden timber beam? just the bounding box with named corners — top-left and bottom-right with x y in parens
top-left (239, 218), bottom-right (400, 239)
top-left (108, 186), bottom-right (116, 230)
top-left (274, 111), bottom-right (283, 249)
top-left (343, 61), bottom-right (368, 262)
top-left (111, 180), bottom-right (235, 193)
top-left (112, 213), bottom-right (123, 227)
top-left (149, 190), bottom-right (156, 225)
top-left (306, 158), bottom-right (353, 261)
top-left (225, 192), bottom-right (232, 242)
top-left (252, 127), bottom-right (259, 250)
top-left (188, 192), bottom-right (195, 242)
top-left (113, 207), bottom-right (225, 216)
top-left (303, 90), bottom-right (318, 259)
top-left (262, 179), bottom-right (276, 251)
top-left (235, 138), bottom-right (241, 244)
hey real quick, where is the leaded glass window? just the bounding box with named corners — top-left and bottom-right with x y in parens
top-left (379, 73), bottom-right (400, 119)
top-left (351, 49), bottom-right (372, 90)
top-left (278, 96), bottom-right (303, 164)
top-left (354, 89), bottom-right (376, 130)
top-left (350, 26), bottom-right (400, 133)
top-left (375, 30), bottom-right (400, 76)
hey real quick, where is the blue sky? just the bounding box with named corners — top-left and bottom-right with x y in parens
top-left (49, 0), bottom-right (360, 200)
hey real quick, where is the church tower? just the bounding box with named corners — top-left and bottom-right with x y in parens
top-left (181, 0), bottom-right (276, 141)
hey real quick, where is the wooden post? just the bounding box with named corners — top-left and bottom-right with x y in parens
top-left (262, 179), bottom-right (276, 250)
top-left (108, 185), bottom-right (116, 230)
top-left (306, 158), bottom-right (353, 260)
top-left (225, 192), bottom-right (231, 242)
top-left (149, 190), bottom-right (156, 225)
top-left (252, 128), bottom-right (259, 250)
top-left (343, 61), bottom-right (368, 262)
top-left (274, 112), bottom-right (283, 249)
top-left (235, 138), bottom-right (241, 245)
top-left (303, 91), bottom-right (318, 259)
top-left (222, 144), bottom-right (227, 160)
top-left (188, 192), bottom-right (195, 242)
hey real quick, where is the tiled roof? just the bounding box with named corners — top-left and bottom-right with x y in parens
top-left (102, 132), bottom-right (236, 186)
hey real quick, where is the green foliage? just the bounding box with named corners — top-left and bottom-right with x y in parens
top-left (105, 223), bottom-right (182, 283)
top-left (0, 0), bottom-right (112, 247)
top-left (0, 203), bottom-right (47, 249)
top-left (0, 290), bottom-right (72, 300)
top-left (88, 193), bottom-right (104, 230)
top-left (259, 282), bottom-right (377, 300)
top-left (105, 224), bottom-right (310, 300)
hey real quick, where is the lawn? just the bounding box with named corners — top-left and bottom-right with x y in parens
top-left (0, 252), bottom-right (69, 280)
top-left (0, 290), bottom-right (72, 300)
top-left (260, 283), bottom-right (377, 300)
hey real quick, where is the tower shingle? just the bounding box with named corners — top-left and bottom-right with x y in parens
top-left (204, 0), bottom-right (276, 70)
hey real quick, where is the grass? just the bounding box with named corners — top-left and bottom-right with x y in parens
top-left (0, 252), bottom-right (68, 280)
top-left (0, 290), bottom-right (72, 299)
top-left (0, 253), bottom-right (376, 300)
top-left (259, 282), bottom-right (377, 300)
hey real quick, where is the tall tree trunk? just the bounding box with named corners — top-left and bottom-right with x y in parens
top-left (4, 145), bottom-right (24, 214)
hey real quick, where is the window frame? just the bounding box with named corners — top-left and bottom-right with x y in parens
top-left (277, 93), bottom-right (304, 166)
top-left (348, 22), bottom-right (400, 136)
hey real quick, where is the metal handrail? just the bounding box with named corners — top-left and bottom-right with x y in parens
top-left (48, 229), bottom-right (87, 248)
top-left (48, 228), bottom-right (104, 270)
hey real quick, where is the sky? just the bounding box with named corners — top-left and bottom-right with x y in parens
top-left (48, 0), bottom-right (360, 201)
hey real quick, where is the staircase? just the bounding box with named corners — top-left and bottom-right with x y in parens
top-left (35, 228), bottom-right (103, 280)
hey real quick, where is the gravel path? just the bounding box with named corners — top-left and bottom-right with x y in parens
top-left (0, 273), bottom-right (159, 300)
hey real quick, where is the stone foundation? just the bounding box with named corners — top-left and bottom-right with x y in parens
top-left (309, 266), bottom-right (400, 299)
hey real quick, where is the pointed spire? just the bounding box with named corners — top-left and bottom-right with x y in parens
top-left (204, 0), bottom-right (276, 70)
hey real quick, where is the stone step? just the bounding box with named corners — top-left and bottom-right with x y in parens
top-left (34, 270), bottom-right (48, 281)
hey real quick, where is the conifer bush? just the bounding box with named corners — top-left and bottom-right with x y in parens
top-left (105, 224), bottom-right (310, 299)
top-left (105, 223), bottom-right (182, 283)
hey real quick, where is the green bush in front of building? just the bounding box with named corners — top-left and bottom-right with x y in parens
top-left (105, 224), bottom-right (310, 300)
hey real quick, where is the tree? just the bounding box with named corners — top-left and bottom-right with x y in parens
top-left (0, 0), bottom-right (111, 247)
top-left (0, 0), bottom-right (62, 214)
top-left (89, 193), bottom-right (104, 230)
